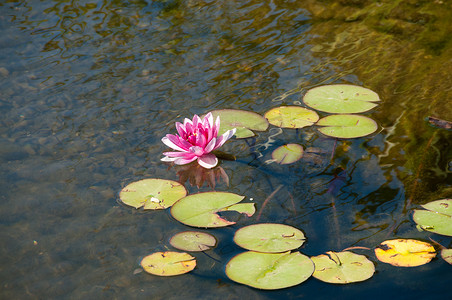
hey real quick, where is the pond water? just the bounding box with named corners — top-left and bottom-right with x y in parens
top-left (1, 0), bottom-right (451, 299)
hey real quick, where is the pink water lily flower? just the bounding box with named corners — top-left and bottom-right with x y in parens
top-left (161, 112), bottom-right (236, 169)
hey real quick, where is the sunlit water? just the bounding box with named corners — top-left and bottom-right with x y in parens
top-left (1, 1), bottom-right (451, 299)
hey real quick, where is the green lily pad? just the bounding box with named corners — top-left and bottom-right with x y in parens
top-left (316, 114), bottom-right (378, 138)
top-left (234, 223), bottom-right (306, 253)
top-left (119, 179), bottom-right (187, 210)
top-left (311, 251), bottom-right (375, 284)
top-left (303, 84), bottom-right (380, 113)
top-left (264, 106), bottom-right (319, 128)
top-left (413, 199), bottom-right (452, 237)
top-left (272, 144), bottom-right (304, 164)
top-left (141, 251), bottom-right (196, 276)
top-left (208, 109), bottom-right (269, 139)
top-left (225, 251), bottom-right (314, 290)
top-left (441, 249), bottom-right (452, 265)
top-left (169, 231), bottom-right (216, 252)
top-left (171, 192), bottom-right (255, 228)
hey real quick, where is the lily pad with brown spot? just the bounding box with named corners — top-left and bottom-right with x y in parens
top-left (169, 231), bottom-right (216, 252)
top-left (413, 199), bottom-right (452, 237)
top-left (311, 251), bottom-right (375, 284)
top-left (264, 106), bottom-right (319, 129)
top-left (119, 179), bottom-right (187, 210)
top-left (316, 114), bottom-right (378, 139)
top-left (141, 251), bottom-right (196, 276)
top-left (233, 223), bottom-right (306, 253)
top-left (272, 144), bottom-right (304, 164)
top-left (374, 239), bottom-right (436, 267)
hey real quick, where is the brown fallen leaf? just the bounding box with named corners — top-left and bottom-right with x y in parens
top-left (428, 116), bottom-right (452, 130)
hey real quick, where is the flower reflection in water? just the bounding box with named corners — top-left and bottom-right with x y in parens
top-left (174, 163), bottom-right (229, 189)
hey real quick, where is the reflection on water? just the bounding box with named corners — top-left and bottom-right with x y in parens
top-left (1, 0), bottom-right (451, 299)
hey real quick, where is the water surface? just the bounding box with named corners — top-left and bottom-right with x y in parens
top-left (1, 0), bottom-right (451, 299)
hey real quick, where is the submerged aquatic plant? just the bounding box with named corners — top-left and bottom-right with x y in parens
top-left (161, 113), bottom-right (236, 169)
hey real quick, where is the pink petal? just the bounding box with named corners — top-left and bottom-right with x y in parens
top-left (192, 114), bottom-right (201, 129)
top-left (203, 114), bottom-right (216, 141)
top-left (168, 134), bottom-right (192, 150)
top-left (174, 156), bottom-right (197, 165)
top-left (203, 112), bottom-right (213, 128)
top-left (183, 118), bottom-right (192, 127)
top-left (197, 153), bottom-right (218, 169)
top-left (175, 122), bottom-right (187, 138)
top-left (162, 136), bottom-right (186, 152)
top-left (161, 156), bottom-right (177, 162)
top-left (212, 116), bottom-right (220, 138)
top-left (189, 146), bottom-right (204, 156)
top-left (184, 121), bottom-right (193, 135)
top-left (162, 151), bottom-right (195, 159)
top-left (213, 128), bottom-right (236, 150)
top-left (176, 136), bottom-right (194, 150)
top-left (195, 131), bottom-right (207, 148)
top-left (204, 137), bottom-right (216, 153)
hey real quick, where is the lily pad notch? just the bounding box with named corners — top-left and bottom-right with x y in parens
top-left (171, 191), bottom-right (255, 228)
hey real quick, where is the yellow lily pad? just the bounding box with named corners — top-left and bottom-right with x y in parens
top-left (264, 106), bottom-right (319, 129)
top-left (374, 239), bottom-right (436, 267)
top-left (140, 251), bottom-right (196, 276)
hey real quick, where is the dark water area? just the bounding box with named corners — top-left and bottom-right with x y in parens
top-left (0, 0), bottom-right (451, 299)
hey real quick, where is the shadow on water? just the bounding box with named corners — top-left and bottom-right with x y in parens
top-left (0, 0), bottom-right (451, 299)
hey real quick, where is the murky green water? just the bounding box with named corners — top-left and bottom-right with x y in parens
top-left (1, 0), bottom-right (451, 299)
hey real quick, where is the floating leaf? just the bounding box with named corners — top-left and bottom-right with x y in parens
top-left (374, 239), bottom-right (436, 267)
top-left (169, 231), bottom-right (216, 252)
top-left (413, 199), bottom-right (452, 237)
top-left (311, 251), bottom-right (375, 284)
top-left (140, 251), bottom-right (196, 276)
top-left (171, 192), bottom-right (255, 228)
top-left (234, 223), bottom-right (306, 253)
top-left (208, 109), bottom-right (269, 139)
top-left (264, 106), bottom-right (319, 128)
top-left (303, 84), bottom-right (380, 113)
top-left (225, 251), bottom-right (314, 290)
top-left (272, 144), bottom-right (304, 164)
top-left (316, 114), bottom-right (378, 138)
top-left (119, 179), bottom-right (187, 210)
top-left (441, 249), bottom-right (452, 265)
